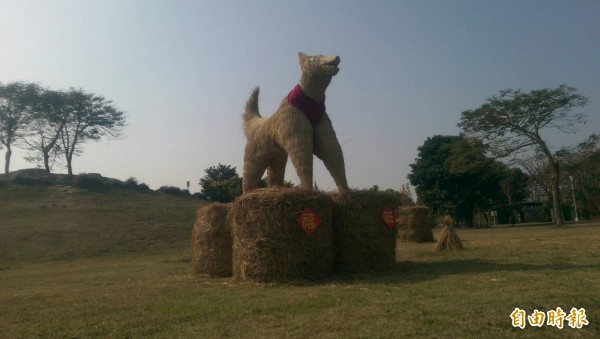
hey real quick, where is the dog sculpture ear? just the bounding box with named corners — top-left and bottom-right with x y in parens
top-left (298, 52), bottom-right (307, 63)
top-left (298, 52), bottom-right (308, 71)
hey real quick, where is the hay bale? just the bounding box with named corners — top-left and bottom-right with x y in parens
top-left (330, 191), bottom-right (401, 272)
top-left (434, 226), bottom-right (463, 251)
top-left (191, 203), bottom-right (232, 277)
top-left (397, 206), bottom-right (434, 243)
top-left (230, 188), bottom-right (333, 282)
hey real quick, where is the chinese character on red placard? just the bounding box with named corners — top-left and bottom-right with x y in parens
top-left (381, 206), bottom-right (397, 229)
top-left (297, 208), bottom-right (321, 236)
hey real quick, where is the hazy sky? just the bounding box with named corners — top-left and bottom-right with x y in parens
top-left (1, 0), bottom-right (599, 192)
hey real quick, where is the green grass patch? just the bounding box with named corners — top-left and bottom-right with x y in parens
top-left (1, 184), bottom-right (599, 337)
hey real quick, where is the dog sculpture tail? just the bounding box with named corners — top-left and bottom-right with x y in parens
top-left (243, 87), bottom-right (261, 138)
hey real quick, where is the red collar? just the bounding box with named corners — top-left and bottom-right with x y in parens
top-left (287, 84), bottom-right (326, 125)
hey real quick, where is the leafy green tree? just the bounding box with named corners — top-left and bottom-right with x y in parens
top-left (409, 135), bottom-right (514, 226)
top-left (199, 164), bottom-right (294, 202)
top-left (199, 164), bottom-right (243, 203)
top-left (0, 82), bottom-right (40, 173)
top-left (59, 88), bottom-right (126, 175)
top-left (409, 136), bottom-right (476, 225)
top-left (458, 85), bottom-right (588, 225)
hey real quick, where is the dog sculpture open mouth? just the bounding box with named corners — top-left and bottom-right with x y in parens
top-left (324, 57), bottom-right (340, 67)
top-left (322, 56), bottom-right (340, 74)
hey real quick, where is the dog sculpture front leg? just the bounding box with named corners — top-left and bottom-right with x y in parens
top-left (314, 115), bottom-right (349, 192)
top-left (272, 109), bottom-right (315, 189)
top-left (283, 136), bottom-right (313, 189)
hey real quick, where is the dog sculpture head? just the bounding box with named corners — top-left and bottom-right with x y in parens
top-left (298, 52), bottom-right (340, 80)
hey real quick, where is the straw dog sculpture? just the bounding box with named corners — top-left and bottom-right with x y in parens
top-left (242, 52), bottom-right (349, 193)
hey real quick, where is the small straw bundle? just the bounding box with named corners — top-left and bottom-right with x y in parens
top-left (330, 190), bottom-right (401, 272)
top-left (191, 203), bottom-right (232, 277)
top-left (397, 206), bottom-right (434, 243)
top-left (434, 216), bottom-right (463, 251)
top-left (229, 188), bottom-right (333, 283)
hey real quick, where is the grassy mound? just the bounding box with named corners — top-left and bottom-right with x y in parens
top-left (0, 184), bottom-right (206, 265)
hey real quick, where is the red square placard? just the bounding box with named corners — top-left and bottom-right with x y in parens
top-left (381, 206), bottom-right (397, 230)
top-left (297, 208), bottom-right (321, 236)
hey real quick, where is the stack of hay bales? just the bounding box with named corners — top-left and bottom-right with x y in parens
top-left (330, 191), bottom-right (401, 272)
top-left (191, 203), bottom-right (232, 277)
top-left (397, 206), bottom-right (434, 243)
top-left (229, 188), bottom-right (333, 282)
top-left (191, 189), bottom-right (408, 282)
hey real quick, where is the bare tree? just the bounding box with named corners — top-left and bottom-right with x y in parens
top-left (459, 85), bottom-right (588, 225)
top-left (59, 88), bottom-right (126, 175)
top-left (21, 89), bottom-right (67, 173)
top-left (0, 82), bottom-right (40, 173)
top-left (559, 134), bottom-right (600, 216)
top-left (399, 183), bottom-right (415, 206)
top-left (519, 151), bottom-right (552, 201)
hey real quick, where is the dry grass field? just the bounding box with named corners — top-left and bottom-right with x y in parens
top-left (1, 184), bottom-right (599, 338)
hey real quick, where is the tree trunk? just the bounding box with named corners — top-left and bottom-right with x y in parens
top-left (64, 141), bottom-right (74, 175)
top-left (4, 145), bottom-right (11, 174)
top-left (43, 152), bottom-right (50, 173)
top-left (67, 156), bottom-right (73, 175)
top-left (42, 133), bottom-right (60, 174)
top-left (550, 162), bottom-right (565, 226)
top-left (538, 138), bottom-right (565, 226)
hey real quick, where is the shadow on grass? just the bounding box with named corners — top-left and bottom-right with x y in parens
top-left (330, 259), bottom-right (600, 284)
top-left (487, 219), bottom-right (600, 229)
